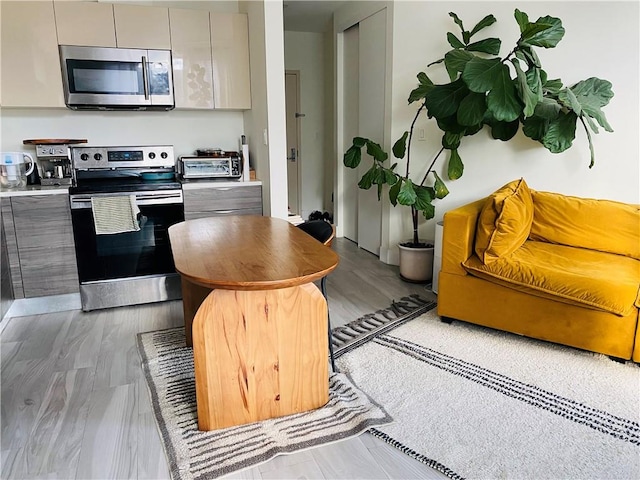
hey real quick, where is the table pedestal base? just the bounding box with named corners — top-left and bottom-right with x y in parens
top-left (192, 283), bottom-right (329, 431)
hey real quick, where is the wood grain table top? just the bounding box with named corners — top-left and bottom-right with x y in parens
top-left (168, 215), bottom-right (339, 290)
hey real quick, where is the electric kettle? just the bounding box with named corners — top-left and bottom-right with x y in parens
top-left (1, 152), bottom-right (35, 188)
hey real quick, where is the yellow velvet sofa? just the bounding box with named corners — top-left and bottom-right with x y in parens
top-left (437, 179), bottom-right (640, 362)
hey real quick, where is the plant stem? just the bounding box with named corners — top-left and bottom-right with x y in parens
top-left (419, 146), bottom-right (446, 186)
top-left (406, 103), bottom-right (427, 178)
top-left (412, 206), bottom-right (419, 245)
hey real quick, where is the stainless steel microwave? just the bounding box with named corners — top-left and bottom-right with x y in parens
top-left (59, 45), bottom-right (174, 111)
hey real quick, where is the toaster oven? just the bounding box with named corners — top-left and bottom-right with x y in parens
top-left (178, 155), bottom-right (242, 179)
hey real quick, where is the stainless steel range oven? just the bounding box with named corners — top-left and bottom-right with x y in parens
top-left (69, 145), bottom-right (184, 311)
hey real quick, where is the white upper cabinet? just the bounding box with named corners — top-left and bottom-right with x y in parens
top-left (210, 13), bottom-right (251, 110)
top-left (169, 8), bottom-right (214, 109)
top-left (0, 1), bottom-right (65, 108)
top-left (113, 4), bottom-right (171, 50)
top-left (54, 1), bottom-right (116, 47)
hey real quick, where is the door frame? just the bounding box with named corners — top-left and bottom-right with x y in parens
top-left (285, 69), bottom-right (302, 216)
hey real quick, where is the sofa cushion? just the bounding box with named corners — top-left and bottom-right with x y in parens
top-left (530, 190), bottom-right (640, 260)
top-left (475, 178), bottom-right (533, 265)
top-left (463, 240), bottom-right (640, 316)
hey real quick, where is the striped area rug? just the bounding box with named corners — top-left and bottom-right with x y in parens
top-left (137, 325), bottom-right (394, 479)
top-left (336, 308), bottom-right (640, 479)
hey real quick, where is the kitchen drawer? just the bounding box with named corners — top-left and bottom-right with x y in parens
top-left (185, 206), bottom-right (263, 221)
top-left (183, 184), bottom-right (262, 219)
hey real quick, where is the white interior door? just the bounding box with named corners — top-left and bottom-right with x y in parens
top-left (285, 71), bottom-right (301, 215)
top-left (356, 9), bottom-right (385, 255)
top-left (342, 25), bottom-right (359, 242)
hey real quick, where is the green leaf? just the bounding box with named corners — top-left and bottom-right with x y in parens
top-left (449, 12), bottom-right (465, 33)
top-left (579, 118), bottom-right (597, 168)
top-left (486, 65), bottom-right (522, 122)
top-left (466, 38), bottom-right (501, 55)
top-left (514, 9), bottom-right (529, 33)
top-left (358, 165), bottom-right (376, 189)
top-left (444, 50), bottom-right (474, 81)
top-left (462, 31), bottom-right (471, 45)
top-left (470, 14), bottom-right (497, 37)
top-left (583, 114), bottom-right (600, 134)
top-left (519, 15), bottom-right (565, 48)
top-left (442, 131), bottom-right (464, 149)
top-left (543, 77), bottom-right (563, 95)
top-left (414, 185), bottom-right (434, 210)
top-left (525, 67), bottom-right (543, 97)
top-left (397, 179), bottom-right (417, 206)
top-left (462, 57), bottom-right (503, 93)
top-left (542, 111), bottom-right (577, 153)
top-left (457, 91), bottom-right (487, 126)
top-left (421, 203), bottom-right (436, 220)
top-left (558, 88), bottom-right (582, 116)
top-left (447, 149), bottom-right (464, 180)
top-left (409, 72), bottom-right (436, 103)
top-left (366, 141), bottom-right (388, 162)
top-left (534, 97), bottom-right (561, 119)
top-left (433, 172), bottom-right (450, 199)
top-left (417, 72), bottom-right (434, 86)
top-left (427, 58), bottom-right (445, 68)
top-left (489, 119), bottom-right (519, 141)
top-left (511, 58), bottom-right (538, 118)
top-left (393, 132), bottom-right (409, 159)
top-left (447, 32), bottom-right (465, 49)
top-left (570, 77), bottom-right (614, 132)
top-left (463, 123), bottom-right (484, 136)
top-left (353, 137), bottom-right (367, 148)
top-left (522, 115), bottom-right (548, 141)
top-left (425, 79), bottom-right (469, 119)
top-left (389, 179), bottom-right (402, 206)
top-left (343, 145), bottom-right (361, 168)
top-left (384, 169), bottom-right (398, 185)
top-left (517, 46), bottom-right (541, 69)
top-left (436, 115), bottom-right (467, 134)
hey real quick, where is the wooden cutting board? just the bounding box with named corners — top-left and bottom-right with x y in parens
top-left (23, 139), bottom-right (87, 145)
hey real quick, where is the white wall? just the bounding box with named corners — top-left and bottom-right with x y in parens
top-left (284, 30), bottom-right (327, 220)
top-left (381, 1), bottom-right (639, 263)
top-left (0, 108), bottom-right (244, 157)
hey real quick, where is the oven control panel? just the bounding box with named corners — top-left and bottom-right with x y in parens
top-left (71, 145), bottom-right (175, 170)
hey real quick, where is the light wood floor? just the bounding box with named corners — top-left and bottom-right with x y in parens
top-left (1, 238), bottom-right (446, 480)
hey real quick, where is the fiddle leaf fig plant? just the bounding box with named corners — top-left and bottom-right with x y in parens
top-left (343, 9), bottom-right (614, 246)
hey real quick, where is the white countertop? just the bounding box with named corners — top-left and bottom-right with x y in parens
top-left (0, 185), bottom-right (70, 197)
top-left (0, 179), bottom-right (262, 197)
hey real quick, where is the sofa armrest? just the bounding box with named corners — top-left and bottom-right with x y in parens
top-left (441, 198), bottom-right (486, 276)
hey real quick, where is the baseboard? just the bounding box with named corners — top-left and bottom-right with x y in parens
top-left (3, 293), bottom-right (81, 324)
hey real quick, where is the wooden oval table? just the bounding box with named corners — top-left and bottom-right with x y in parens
top-left (168, 215), bottom-right (339, 431)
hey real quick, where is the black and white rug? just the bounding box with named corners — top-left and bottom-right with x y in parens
top-left (336, 308), bottom-right (640, 479)
top-left (136, 296), bottom-right (432, 479)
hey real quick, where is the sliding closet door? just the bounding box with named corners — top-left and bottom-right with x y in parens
top-left (340, 8), bottom-right (386, 255)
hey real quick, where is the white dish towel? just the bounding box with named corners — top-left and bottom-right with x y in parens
top-left (91, 195), bottom-right (141, 235)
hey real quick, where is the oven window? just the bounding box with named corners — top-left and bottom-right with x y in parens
top-left (71, 203), bottom-right (184, 282)
top-left (66, 60), bottom-right (144, 95)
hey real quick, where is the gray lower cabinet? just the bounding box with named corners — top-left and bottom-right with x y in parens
top-left (183, 184), bottom-right (262, 220)
top-left (2, 194), bottom-right (79, 298)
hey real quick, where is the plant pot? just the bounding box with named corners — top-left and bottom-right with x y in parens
top-left (398, 241), bottom-right (434, 283)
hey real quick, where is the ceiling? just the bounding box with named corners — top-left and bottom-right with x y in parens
top-left (283, 1), bottom-right (346, 32)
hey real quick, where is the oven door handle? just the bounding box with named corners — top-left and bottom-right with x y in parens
top-left (70, 191), bottom-right (183, 209)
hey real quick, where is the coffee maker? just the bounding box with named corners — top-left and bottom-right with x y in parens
top-left (23, 139), bottom-right (87, 186)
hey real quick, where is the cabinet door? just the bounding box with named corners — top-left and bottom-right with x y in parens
top-left (54, 1), bottom-right (116, 47)
top-left (184, 185), bottom-right (262, 220)
top-left (0, 1), bottom-right (65, 108)
top-left (169, 8), bottom-right (214, 109)
top-left (114, 4), bottom-right (171, 49)
top-left (11, 195), bottom-right (79, 297)
top-left (210, 13), bottom-right (251, 110)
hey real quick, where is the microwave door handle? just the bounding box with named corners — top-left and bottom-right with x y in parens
top-left (142, 56), bottom-right (150, 100)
